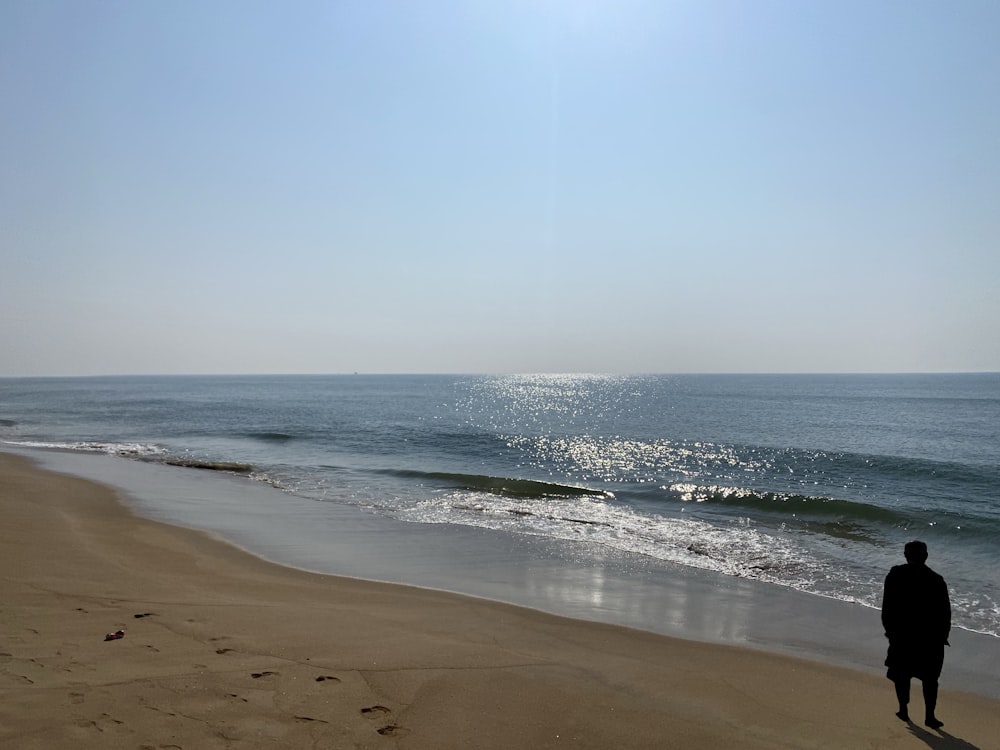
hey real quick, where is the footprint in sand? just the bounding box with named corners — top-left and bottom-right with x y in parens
top-left (79, 713), bottom-right (124, 733)
top-left (215, 648), bottom-right (235, 654)
top-left (315, 675), bottom-right (340, 683)
top-left (250, 671), bottom-right (278, 679)
top-left (377, 724), bottom-right (410, 737)
top-left (361, 705), bottom-right (408, 735)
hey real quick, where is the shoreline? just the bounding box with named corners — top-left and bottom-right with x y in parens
top-left (3, 453), bottom-right (1000, 748)
top-left (9, 445), bottom-right (1000, 699)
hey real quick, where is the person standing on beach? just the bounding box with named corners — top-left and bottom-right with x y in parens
top-left (881, 540), bottom-right (951, 729)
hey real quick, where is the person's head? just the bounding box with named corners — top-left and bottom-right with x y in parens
top-left (904, 540), bottom-right (928, 564)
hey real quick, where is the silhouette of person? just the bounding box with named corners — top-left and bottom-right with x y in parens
top-left (881, 540), bottom-right (951, 729)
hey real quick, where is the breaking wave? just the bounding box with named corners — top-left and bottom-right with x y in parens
top-left (3, 440), bottom-right (167, 457)
top-left (380, 468), bottom-right (612, 500)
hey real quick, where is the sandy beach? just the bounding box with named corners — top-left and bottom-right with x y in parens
top-left (2, 451), bottom-right (998, 749)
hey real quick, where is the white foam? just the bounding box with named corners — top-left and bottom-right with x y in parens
top-left (3, 439), bottom-right (167, 457)
top-left (396, 490), bottom-right (820, 588)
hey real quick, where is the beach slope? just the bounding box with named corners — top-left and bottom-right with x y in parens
top-left (2, 452), bottom-right (997, 749)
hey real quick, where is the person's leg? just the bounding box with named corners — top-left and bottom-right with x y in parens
top-left (922, 642), bottom-right (945, 729)
top-left (893, 678), bottom-right (911, 721)
top-left (922, 679), bottom-right (943, 728)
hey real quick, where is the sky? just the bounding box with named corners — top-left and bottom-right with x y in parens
top-left (1, 0), bottom-right (998, 376)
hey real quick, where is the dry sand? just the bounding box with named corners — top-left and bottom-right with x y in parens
top-left (2, 451), bottom-right (997, 749)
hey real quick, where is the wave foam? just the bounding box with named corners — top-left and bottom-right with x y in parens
top-left (397, 490), bottom-right (819, 587)
top-left (4, 440), bottom-right (167, 457)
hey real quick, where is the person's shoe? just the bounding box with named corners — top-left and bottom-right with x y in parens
top-left (925, 717), bottom-right (944, 729)
top-left (895, 710), bottom-right (910, 722)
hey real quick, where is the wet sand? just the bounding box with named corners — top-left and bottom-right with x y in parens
top-left (2, 451), bottom-right (998, 749)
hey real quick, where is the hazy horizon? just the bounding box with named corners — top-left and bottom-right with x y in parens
top-left (2, 369), bottom-right (997, 380)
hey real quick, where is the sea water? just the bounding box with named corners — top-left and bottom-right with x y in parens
top-left (2, 373), bottom-right (998, 641)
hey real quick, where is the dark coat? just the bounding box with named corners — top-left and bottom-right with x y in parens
top-left (881, 562), bottom-right (951, 681)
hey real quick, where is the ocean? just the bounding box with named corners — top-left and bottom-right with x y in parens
top-left (2, 373), bottom-right (999, 645)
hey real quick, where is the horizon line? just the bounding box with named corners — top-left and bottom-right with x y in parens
top-left (2, 370), bottom-right (998, 379)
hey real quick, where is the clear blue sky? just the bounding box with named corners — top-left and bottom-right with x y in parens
top-left (2, 0), bottom-right (998, 375)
